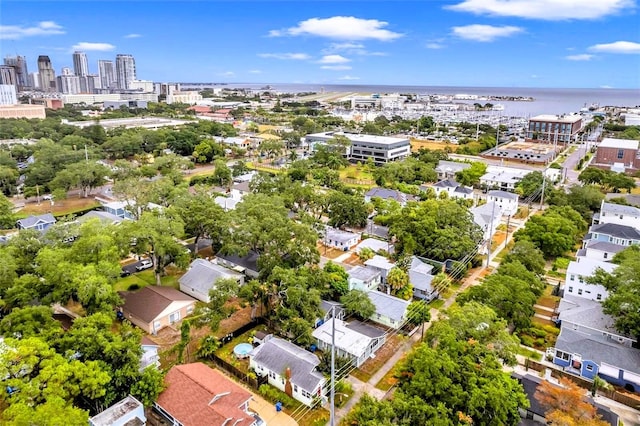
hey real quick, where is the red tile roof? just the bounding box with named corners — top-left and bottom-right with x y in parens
top-left (188, 106), bottom-right (211, 113)
top-left (157, 363), bottom-right (254, 426)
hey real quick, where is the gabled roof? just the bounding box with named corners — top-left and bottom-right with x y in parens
top-left (409, 256), bottom-right (435, 291)
top-left (454, 186), bottom-right (473, 194)
top-left (433, 179), bottom-right (458, 188)
top-left (600, 201), bottom-right (640, 217)
top-left (179, 259), bottom-right (243, 294)
top-left (348, 266), bottom-right (381, 282)
top-left (217, 251), bottom-right (260, 273)
top-left (589, 222), bottom-right (640, 240)
top-left (557, 295), bottom-right (621, 336)
top-left (214, 196), bottom-right (240, 211)
top-left (313, 318), bottom-right (384, 358)
top-left (356, 238), bottom-right (391, 254)
top-left (367, 290), bottom-right (409, 322)
top-left (471, 202), bottom-right (501, 229)
top-left (566, 258), bottom-right (616, 277)
top-left (16, 213), bottom-right (56, 228)
top-left (555, 328), bottom-right (640, 375)
top-left (487, 190), bottom-right (519, 200)
top-left (364, 187), bottom-right (409, 203)
top-left (325, 227), bottom-right (359, 244)
top-left (157, 363), bottom-right (254, 426)
top-left (250, 337), bottom-right (324, 393)
top-left (584, 240), bottom-right (626, 255)
top-left (77, 210), bottom-right (123, 224)
top-left (119, 286), bottom-right (196, 323)
top-left (364, 255), bottom-right (395, 271)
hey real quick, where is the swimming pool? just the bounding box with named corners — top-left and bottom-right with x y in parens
top-left (233, 343), bottom-right (253, 359)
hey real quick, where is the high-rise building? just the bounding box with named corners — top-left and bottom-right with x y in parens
top-left (0, 84), bottom-right (18, 105)
top-left (0, 66), bottom-right (17, 87)
top-left (115, 54), bottom-right (136, 90)
top-left (37, 56), bottom-right (57, 92)
top-left (98, 60), bottom-right (116, 90)
top-left (29, 72), bottom-right (40, 89)
top-left (3, 56), bottom-right (29, 89)
top-left (80, 74), bottom-right (101, 93)
top-left (57, 74), bottom-right (81, 94)
top-left (61, 67), bottom-right (73, 76)
top-left (72, 51), bottom-right (89, 77)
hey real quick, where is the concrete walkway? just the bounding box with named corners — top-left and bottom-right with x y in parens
top-left (249, 394), bottom-right (299, 426)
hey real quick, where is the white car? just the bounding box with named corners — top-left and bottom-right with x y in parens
top-left (42, 194), bottom-right (52, 200)
top-left (135, 259), bottom-right (153, 271)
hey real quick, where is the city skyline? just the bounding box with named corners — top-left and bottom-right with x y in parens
top-left (1, 1), bottom-right (639, 89)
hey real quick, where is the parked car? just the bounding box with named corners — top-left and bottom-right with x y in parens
top-left (135, 259), bottom-right (153, 271)
top-left (120, 268), bottom-right (131, 277)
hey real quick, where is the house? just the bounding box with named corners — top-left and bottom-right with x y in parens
top-left (585, 222), bottom-right (640, 247)
top-left (223, 136), bottom-right (252, 149)
top-left (179, 258), bottom-right (244, 302)
top-left (119, 286), bottom-right (197, 334)
top-left (593, 138), bottom-right (640, 174)
top-left (364, 187), bottom-right (414, 206)
top-left (564, 258), bottom-right (616, 301)
top-left (100, 200), bottom-right (134, 220)
top-left (364, 255), bottom-right (395, 282)
top-left (140, 336), bottom-right (160, 371)
top-left (216, 251), bottom-right (260, 279)
top-left (556, 294), bottom-right (635, 347)
top-left (479, 165), bottom-right (530, 192)
top-left (155, 363), bottom-right (256, 426)
top-left (409, 256), bottom-right (437, 301)
top-left (356, 237), bottom-right (394, 255)
top-left (431, 180), bottom-right (474, 201)
top-left (323, 227), bottom-right (359, 251)
top-left (214, 195), bottom-right (240, 212)
top-left (486, 190), bottom-right (519, 216)
top-left (435, 160), bottom-right (471, 180)
top-left (550, 327), bottom-right (640, 393)
top-left (367, 290), bottom-right (410, 329)
top-left (512, 373), bottom-right (619, 425)
top-left (471, 202), bottom-right (502, 246)
top-left (76, 210), bottom-right (123, 225)
top-left (593, 201), bottom-right (640, 228)
top-left (230, 181), bottom-right (251, 201)
top-left (249, 337), bottom-right (326, 407)
top-left (576, 240), bottom-right (626, 263)
top-left (312, 318), bottom-right (386, 368)
top-left (365, 219), bottom-right (390, 240)
top-left (89, 395), bottom-right (146, 426)
top-left (347, 266), bottom-right (382, 292)
top-left (320, 300), bottom-right (346, 323)
top-left (16, 213), bottom-right (56, 231)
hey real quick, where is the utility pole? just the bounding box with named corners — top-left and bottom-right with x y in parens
top-left (330, 307), bottom-right (336, 426)
top-left (504, 214), bottom-right (511, 248)
top-left (84, 145), bottom-right (89, 162)
top-left (486, 200), bottom-right (496, 268)
top-left (540, 171), bottom-right (547, 210)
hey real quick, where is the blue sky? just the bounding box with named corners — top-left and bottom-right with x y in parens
top-left (1, 1), bottom-right (639, 88)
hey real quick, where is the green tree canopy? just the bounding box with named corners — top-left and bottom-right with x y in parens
top-left (341, 290), bottom-right (375, 319)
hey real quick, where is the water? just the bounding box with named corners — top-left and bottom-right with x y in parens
top-left (201, 83), bottom-right (640, 117)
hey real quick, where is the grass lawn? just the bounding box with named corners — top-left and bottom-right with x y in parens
top-left (16, 197), bottom-right (100, 218)
top-left (113, 267), bottom-right (182, 292)
top-left (428, 298), bottom-right (445, 310)
top-left (374, 359), bottom-right (402, 392)
top-left (338, 164), bottom-right (375, 181)
top-left (517, 345), bottom-right (542, 361)
top-left (351, 334), bottom-right (406, 383)
top-left (215, 327), bottom-right (267, 374)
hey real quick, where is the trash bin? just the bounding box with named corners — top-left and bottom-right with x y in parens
top-left (275, 402), bottom-right (282, 412)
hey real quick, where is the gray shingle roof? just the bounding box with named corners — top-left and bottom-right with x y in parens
top-left (16, 213), bottom-right (56, 229)
top-left (454, 186), bottom-right (473, 194)
top-left (367, 290), bottom-right (409, 322)
top-left (179, 259), bottom-right (243, 295)
top-left (555, 328), bottom-right (640, 375)
top-left (325, 227), bottom-right (359, 244)
top-left (77, 210), bottom-right (123, 224)
top-left (487, 190), bottom-right (519, 200)
top-left (409, 256), bottom-right (435, 292)
top-left (557, 295), bottom-right (619, 335)
top-left (433, 179), bottom-right (458, 188)
top-left (589, 223), bottom-right (640, 240)
top-left (217, 251), bottom-right (260, 273)
top-left (365, 188), bottom-right (409, 203)
top-left (346, 320), bottom-right (386, 339)
top-left (584, 240), bottom-right (626, 254)
top-left (250, 337), bottom-right (324, 392)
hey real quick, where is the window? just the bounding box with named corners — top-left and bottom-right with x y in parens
top-left (578, 289), bottom-right (583, 295)
top-left (269, 371), bottom-right (276, 379)
top-left (570, 275), bottom-right (575, 281)
top-left (186, 305), bottom-right (194, 314)
top-left (169, 311), bottom-right (180, 324)
top-left (604, 252), bottom-right (608, 259)
top-left (568, 286), bottom-right (573, 293)
top-left (597, 294), bottom-right (602, 301)
top-left (586, 365), bottom-right (594, 372)
top-left (294, 385), bottom-right (298, 392)
top-left (617, 149), bottom-right (624, 159)
top-left (579, 276), bottom-right (584, 283)
top-left (555, 350), bottom-right (571, 361)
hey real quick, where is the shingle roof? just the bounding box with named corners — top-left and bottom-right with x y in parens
top-left (364, 255), bottom-right (395, 271)
top-left (217, 251), bottom-right (260, 273)
top-left (487, 190), bottom-right (519, 200)
top-left (119, 286), bottom-right (196, 323)
top-left (589, 223), bottom-right (640, 240)
top-left (250, 337), bottom-right (324, 393)
top-left (409, 256), bottom-right (435, 292)
top-left (157, 363), bottom-right (253, 426)
top-left (600, 201), bottom-right (640, 217)
top-left (348, 266), bottom-right (381, 282)
top-left (16, 213), bottom-right (56, 229)
top-left (433, 179), bottom-right (458, 188)
top-left (325, 227), bottom-right (359, 244)
top-left (367, 290), bottom-right (409, 322)
top-left (584, 240), bottom-right (626, 254)
top-left (77, 210), bottom-right (123, 224)
top-left (558, 295), bottom-right (619, 335)
top-left (313, 318), bottom-right (383, 358)
top-left (454, 186), bottom-right (473, 194)
top-left (555, 328), bottom-right (640, 375)
top-left (356, 238), bottom-right (390, 254)
top-left (179, 259), bottom-right (243, 295)
top-left (365, 187), bottom-right (408, 203)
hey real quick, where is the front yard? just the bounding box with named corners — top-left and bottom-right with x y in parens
top-left (351, 334), bottom-right (407, 383)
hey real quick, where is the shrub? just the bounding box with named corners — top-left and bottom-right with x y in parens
top-left (553, 257), bottom-right (570, 271)
top-left (258, 385), bottom-right (298, 409)
top-left (128, 284), bottom-right (140, 291)
top-left (520, 335), bottom-right (534, 347)
top-left (534, 338), bottom-right (546, 348)
top-left (529, 327), bottom-right (547, 338)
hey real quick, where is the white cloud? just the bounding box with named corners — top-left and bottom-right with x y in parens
top-left (321, 65), bottom-right (352, 70)
top-left (258, 53), bottom-right (311, 60)
top-left (329, 42), bottom-right (365, 50)
top-left (269, 16), bottom-right (402, 41)
top-left (124, 33), bottom-right (142, 39)
top-left (452, 24), bottom-right (523, 42)
top-left (72, 42), bottom-right (116, 51)
top-left (446, 0), bottom-right (632, 20)
top-left (565, 54), bottom-right (594, 61)
top-left (318, 54), bottom-right (350, 64)
top-left (426, 42), bottom-right (445, 49)
top-left (219, 71), bottom-right (235, 77)
top-left (601, 85), bottom-right (614, 88)
top-left (589, 41), bottom-right (640, 54)
top-left (249, 69), bottom-right (262, 74)
top-left (338, 75), bottom-right (360, 80)
top-left (0, 21), bottom-right (65, 40)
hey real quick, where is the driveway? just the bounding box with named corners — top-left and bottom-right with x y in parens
top-left (249, 395), bottom-right (298, 426)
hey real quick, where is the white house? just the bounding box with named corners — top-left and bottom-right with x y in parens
top-left (178, 258), bottom-right (244, 303)
top-left (214, 196), bottom-right (240, 212)
top-left (435, 160), bottom-right (471, 180)
top-left (565, 258), bottom-right (617, 301)
top-left (356, 238), bottom-right (393, 255)
top-left (140, 336), bottom-right (160, 371)
top-left (577, 240), bottom-right (626, 263)
top-left (230, 181), bottom-right (251, 201)
top-left (364, 255), bottom-right (395, 282)
top-left (89, 395), bottom-right (146, 426)
top-left (347, 266), bottom-right (381, 292)
top-left (471, 202), bottom-right (502, 244)
top-left (323, 227), bottom-right (359, 251)
top-left (367, 290), bottom-right (410, 330)
top-left (409, 256), bottom-right (438, 301)
top-left (594, 201), bottom-right (640, 229)
top-left (431, 180), bottom-right (474, 201)
top-left (480, 165), bottom-right (530, 192)
top-left (312, 319), bottom-right (386, 368)
top-left (486, 190), bottom-right (519, 216)
top-left (250, 337), bottom-right (326, 407)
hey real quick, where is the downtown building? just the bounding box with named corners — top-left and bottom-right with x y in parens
top-left (115, 54), bottom-right (136, 90)
top-left (3, 55), bottom-right (29, 90)
top-left (98, 60), bottom-right (116, 90)
top-left (37, 55), bottom-right (57, 92)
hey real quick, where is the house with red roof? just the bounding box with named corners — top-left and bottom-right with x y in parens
top-left (154, 363), bottom-right (257, 426)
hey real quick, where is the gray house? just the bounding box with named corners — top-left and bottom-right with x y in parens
top-left (367, 290), bottom-right (409, 330)
top-left (313, 318), bottom-right (386, 367)
top-left (179, 258), bottom-right (244, 302)
top-left (347, 266), bottom-right (381, 292)
top-left (16, 213), bottom-right (56, 231)
top-left (409, 256), bottom-right (437, 301)
top-left (216, 251), bottom-right (260, 279)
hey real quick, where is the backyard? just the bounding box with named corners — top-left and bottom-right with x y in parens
top-left (15, 196), bottom-right (100, 218)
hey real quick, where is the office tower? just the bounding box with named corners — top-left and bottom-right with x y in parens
top-left (0, 84), bottom-right (18, 105)
top-left (81, 74), bottom-right (100, 93)
top-left (0, 65), bottom-right (17, 86)
top-left (29, 72), bottom-right (40, 89)
top-left (3, 55), bottom-right (29, 89)
top-left (57, 74), bottom-right (81, 94)
top-left (73, 51), bottom-right (89, 77)
top-left (115, 54), bottom-right (136, 89)
top-left (98, 60), bottom-right (115, 89)
top-left (37, 55), bottom-right (57, 92)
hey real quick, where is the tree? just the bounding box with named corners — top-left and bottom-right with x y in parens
top-left (259, 139), bottom-right (285, 159)
top-left (535, 377), bottom-right (609, 426)
top-left (515, 171), bottom-right (551, 200)
top-left (358, 247), bottom-right (375, 262)
top-left (407, 300), bottom-right (431, 339)
top-left (173, 190), bottom-right (228, 254)
top-left (322, 261), bottom-right (350, 298)
top-left (387, 266), bottom-right (409, 291)
top-left (0, 193), bottom-right (15, 228)
top-left (0, 306), bottom-right (62, 340)
top-left (605, 171), bottom-right (636, 193)
top-left (326, 190), bottom-right (369, 228)
top-left (578, 167), bottom-right (607, 186)
top-left (455, 162), bottom-right (487, 187)
top-left (202, 278), bottom-right (240, 332)
top-left (503, 240), bottom-right (546, 276)
top-left (50, 161), bottom-right (111, 198)
top-left (341, 290), bottom-right (375, 319)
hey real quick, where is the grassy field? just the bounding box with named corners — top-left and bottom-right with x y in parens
top-left (410, 138), bottom-right (459, 152)
top-left (338, 164), bottom-right (375, 181)
top-left (113, 267), bottom-right (182, 292)
top-left (15, 197), bottom-right (100, 218)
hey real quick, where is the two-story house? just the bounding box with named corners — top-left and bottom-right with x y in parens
top-left (409, 256), bottom-right (438, 301)
top-left (312, 318), bottom-right (386, 368)
top-left (16, 213), bottom-right (56, 231)
top-left (564, 257), bottom-right (617, 301)
top-left (586, 222), bottom-right (640, 247)
top-left (486, 190), bottom-right (519, 216)
top-left (347, 266), bottom-right (382, 292)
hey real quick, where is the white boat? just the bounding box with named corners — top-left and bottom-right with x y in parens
top-left (492, 104), bottom-right (505, 111)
